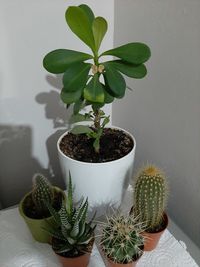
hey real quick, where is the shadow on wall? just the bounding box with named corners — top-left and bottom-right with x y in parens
top-left (0, 125), bottom-right (46, 208)
top-left (35, 74), bottom-right (73, 192)
top-left (35, 74), bottom-right (72, 129)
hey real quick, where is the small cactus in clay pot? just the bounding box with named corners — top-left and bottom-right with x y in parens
top-left (100, 213), bottom-right (144, 266)
top-left (133, 164), bottom-right (169, 251)
top-left (133, 165), bottom-right (168, 232)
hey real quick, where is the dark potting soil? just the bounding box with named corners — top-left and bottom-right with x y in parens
top-left (23, 190), bottom-right (63, 219)
top-left (59, 128), bottom-right (134, 163)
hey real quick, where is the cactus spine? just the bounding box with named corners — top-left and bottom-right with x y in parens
top-left (101, 214), bottom-right (144, 264)
top-left (32, 173), bottom-right (54, 214)
top-left (134, 165), bottom-right (168, 232)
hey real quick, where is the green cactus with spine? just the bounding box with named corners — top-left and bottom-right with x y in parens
top-left (44, 174), bottom-right (96, 256)
top-left (32, 173), bottom-right (54, 215)
top-left (133, 165), bottom-right (168, 232)
top-left (100, 214), bottom-right (144, 264)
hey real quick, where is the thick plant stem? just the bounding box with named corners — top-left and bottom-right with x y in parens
top-left (94, 109), bottom-right (101, 131)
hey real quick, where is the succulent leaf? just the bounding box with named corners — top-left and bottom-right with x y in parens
top-left (43, 49), bottom-right (92, 74)
top-left (79, 4), bottom-right (95, 25)
top-left (101, 43), bottom-right (151, 64)
top-left (65, 6), bottom-right (96, 53)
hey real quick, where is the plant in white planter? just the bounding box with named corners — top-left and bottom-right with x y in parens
top-left (43, 4), bottom-right (151, 209)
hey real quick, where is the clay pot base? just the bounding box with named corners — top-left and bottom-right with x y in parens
top-left (57, 252), bottom-right (91, 267)
top-left (143, 213), bottom-right (169, 251)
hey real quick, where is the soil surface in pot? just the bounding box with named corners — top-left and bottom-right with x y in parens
top-left (23, 190), bottom-right (63, 219)
top-left (59, 128), bottom-right (134, 163)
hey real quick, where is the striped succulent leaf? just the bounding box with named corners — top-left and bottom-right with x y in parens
top-left (60, 202), bottom-right (72, 230)
top-left (66, 172), bottom-right (73, 217)
top-left (70, 220), bottom-right (80, 237)
top-left (45, 200), bottom-right (61, 226)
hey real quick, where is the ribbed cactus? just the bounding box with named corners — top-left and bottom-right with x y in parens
top-left (101, 214), bottom-right (144, 264)
top-left (32, 173), bottom-right (54, 215)
top-left (134, 165), bottom-right (168, 232)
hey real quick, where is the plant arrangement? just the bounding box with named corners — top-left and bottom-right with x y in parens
top-left (19, 173), bottom-right (64, 243)
top-left (133, 164), bottom-right (169, 251)
top-left (44, 174), bottom-right (96, 267)
top-left (43, 4), bottom-right (151, 158)
top-left (100, 213), bottom-right (144, 266)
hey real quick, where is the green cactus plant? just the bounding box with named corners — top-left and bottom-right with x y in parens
top-left (44, 174), bottom-right (96, 257)
top-left (133, 164), bottom-right (168, 232)
top-left (100, 214), bottom-right (144, 264)
top-left (32, 173), bottom-right (54, 215)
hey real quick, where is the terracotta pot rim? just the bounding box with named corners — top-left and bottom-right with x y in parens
top-left (19, 186), bottom-right (65, 221)
top-left (57, 126), bottom-right (136, 165)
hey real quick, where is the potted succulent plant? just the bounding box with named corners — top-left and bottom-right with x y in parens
top-left (133, 164), bottom-right (169, 251)
top-left (19, 173), bottom-right (65, 243)
top-left (100, 213), bottom-right (144, 267)
top-left (43, 4), bottom-right (151, 209)
top-left (44, 174), bottom-right (96, 267)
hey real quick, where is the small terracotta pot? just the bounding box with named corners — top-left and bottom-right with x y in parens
top-left (56, 252), bottom-right (91, 267)
top-left (142, 213), bottom-right (168, 251)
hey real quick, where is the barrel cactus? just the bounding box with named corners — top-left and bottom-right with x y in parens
top-left (100, 214), bottom-right (144, 264)
top-left (133, 164), bottom-right (168, 232)
top-left (32, 173), bottom-right (54, 215)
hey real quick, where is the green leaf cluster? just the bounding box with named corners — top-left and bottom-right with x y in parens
top-left (43, 4), bottom-right (150, 107)
top-left (44, 173), bottom-right (96, 256)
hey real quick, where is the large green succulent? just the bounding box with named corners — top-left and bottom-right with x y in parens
top-left (43, 4), bottom-right (151, 152)
top-left (100, 214), bottom-right (144, 264)
top-left (44, 174), bottom-right (96, 256)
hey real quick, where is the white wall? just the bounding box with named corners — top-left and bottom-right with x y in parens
top-left (0, 0), bottom-right (114, 207)
top-left (113, 0), bottom-right (200, 247)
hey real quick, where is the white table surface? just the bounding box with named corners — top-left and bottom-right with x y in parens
top-left (0, 188), bottom-right (198, 267)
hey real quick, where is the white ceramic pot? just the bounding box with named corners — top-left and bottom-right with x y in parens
top-left (57, 127), bottom-right (136, 210)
